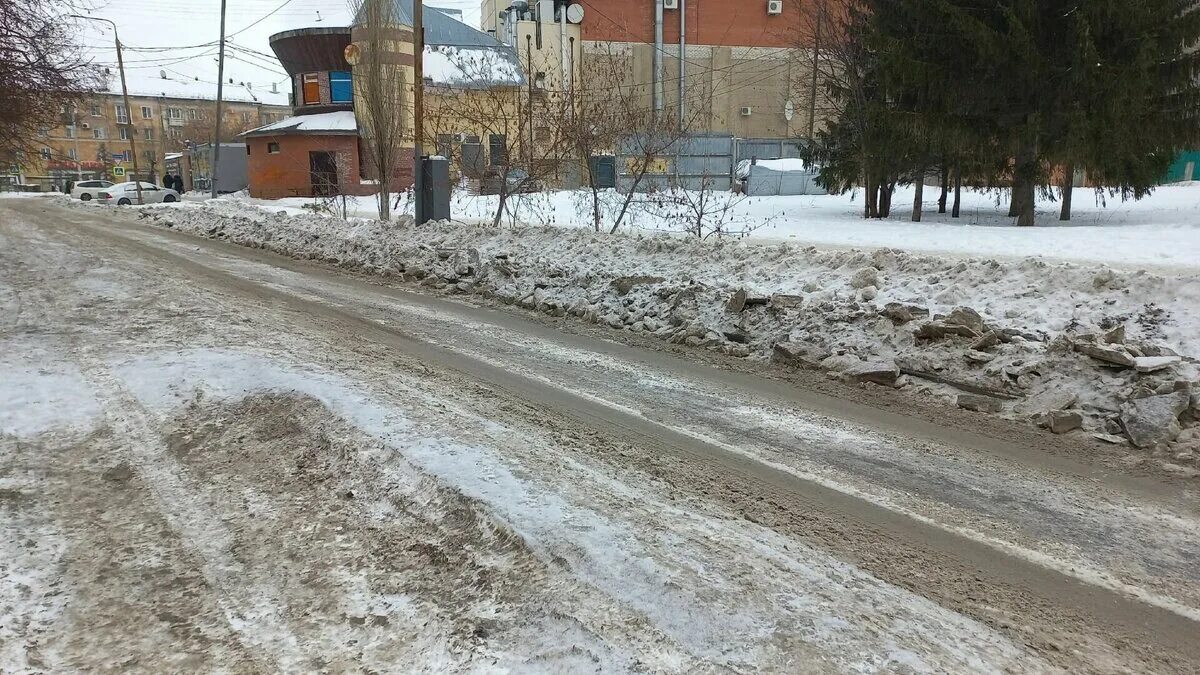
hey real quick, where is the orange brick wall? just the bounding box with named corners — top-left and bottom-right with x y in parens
top-left (246, 134), bottom-right (414, 199)
top-left (578, 0), bottom-right (835, 48)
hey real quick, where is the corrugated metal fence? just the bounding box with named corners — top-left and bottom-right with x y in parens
top-left (617, 133), bottom-right (735, 192)
top-left (616, 134), bottom-right (809, 193)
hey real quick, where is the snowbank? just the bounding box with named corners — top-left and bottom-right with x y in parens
top-left (213, 183), bottom-right (1200, 270)
top-left (127, 200), bottom-right (1200, 459)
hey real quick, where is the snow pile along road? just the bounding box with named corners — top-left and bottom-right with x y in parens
top-left (132, 201), bottom-right (1200, 466)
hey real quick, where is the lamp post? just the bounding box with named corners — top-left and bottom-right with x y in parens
top-left (70, 15), bottom-right (143, 204)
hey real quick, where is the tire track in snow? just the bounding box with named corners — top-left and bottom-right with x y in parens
top-left (72, 360), bottom-right (304, 672)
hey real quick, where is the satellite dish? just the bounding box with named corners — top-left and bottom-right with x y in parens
top-left (784, 100), bottom-right (795, 121)
top-left (566, 3), bottom-right (584, 22)
top-left (159, 69), bottom-right (167, 79)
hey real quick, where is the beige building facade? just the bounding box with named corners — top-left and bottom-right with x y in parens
top-left (12, 88), bottom-right (289, 190)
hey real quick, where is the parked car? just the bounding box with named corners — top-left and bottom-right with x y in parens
top-left (70, 180), bottom-right (114, 201)
top-left (97, 181), bottom-right (180, 205)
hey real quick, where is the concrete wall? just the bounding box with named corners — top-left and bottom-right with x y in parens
top-left (582, 41), bottom-right (825, 139)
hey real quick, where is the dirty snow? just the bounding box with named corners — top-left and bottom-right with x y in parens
top-left (128, 197), bottom-right (1200, 451)
top-left (108, 347), bottom-right (1044, 672)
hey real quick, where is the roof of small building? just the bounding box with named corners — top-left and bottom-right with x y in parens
top-left (99, 70), bottom-right (290, 106)
top-left (241, 110), bottom-right (358, 137)
top-left (360, 0), bottom-right (524, 88)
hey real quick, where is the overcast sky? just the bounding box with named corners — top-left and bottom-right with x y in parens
top-left (75, 0), bottom-right (484, 98)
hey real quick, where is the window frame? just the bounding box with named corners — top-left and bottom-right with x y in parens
top-left (141, 105), bottom-right (152, 119)
top-left (114, 104), bottom-right (129, 125)
top-left (329, 71), bottom-right (353, 104)
top-left (267, 142), bottom-right (281, 154)
top-left (302, 73), bottom-right (321, 105)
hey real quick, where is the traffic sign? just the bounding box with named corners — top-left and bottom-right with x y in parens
top-left (112, 166), bottom-right (126, 177)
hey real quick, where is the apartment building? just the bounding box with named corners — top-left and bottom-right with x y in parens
top-left (11, 70), bottom-right (290, 190)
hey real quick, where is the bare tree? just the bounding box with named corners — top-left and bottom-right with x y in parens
top-left (349, 0), bottom-right (409, 221)
top-left (423, 44), bottom-right (568, 228)
top-left (1, 1), bottom-right (99, 159)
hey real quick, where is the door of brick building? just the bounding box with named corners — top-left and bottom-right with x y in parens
top-left (310, 151), bottom-right (338, 196)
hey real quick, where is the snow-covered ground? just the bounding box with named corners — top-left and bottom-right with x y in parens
top-left (209, 181), bottom-right (1200, 270)
top-left (3, 201), bottom-right (1070, 672)
top-left (122, 195), bottom-right (1200, 463)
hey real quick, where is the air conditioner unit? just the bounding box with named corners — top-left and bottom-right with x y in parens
top-left (663, 0), bottom-right (678, 8)
top-left (740, 106), bottom-right (753, 116)
top-left (767, 0), bottom-right (783, 15)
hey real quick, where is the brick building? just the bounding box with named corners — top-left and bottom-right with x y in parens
top-left (10, 71), bottom-right (290, 191)
top-left (242, 4), bottom-right (526, 200)
top-left (483, 0), bottom-right (838, 139)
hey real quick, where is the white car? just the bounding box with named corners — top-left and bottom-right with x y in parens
top-left (70, 179), bottom-right (114, 201)
top-left (97, 181), bottom-right (180, 205)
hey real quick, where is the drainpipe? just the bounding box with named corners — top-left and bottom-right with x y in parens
top-left (678, 0), bottom-right (685, 127)
top-left (653, 0), bottom-right (664, 119)
top-left (560, 4), bottom-right (569, 92)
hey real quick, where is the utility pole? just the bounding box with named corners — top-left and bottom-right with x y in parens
top-left (413, 0), bottom-right (425, 223)
top-left (211, 0), bottom-right (228, 199)
top-left (72, 15), bottom-right (142, 204)
top-left (526, 35), bottom-right (535, 169)
top-left (71, 107), bottom-right (83, 182)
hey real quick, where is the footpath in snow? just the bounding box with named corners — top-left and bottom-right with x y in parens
top-left (106, 192), bottom-right (1200, 474)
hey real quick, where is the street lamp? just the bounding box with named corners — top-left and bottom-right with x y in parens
top-left (69, 14), bottom-right (143, 204)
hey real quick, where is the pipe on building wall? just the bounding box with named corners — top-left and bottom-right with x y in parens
top-left (560, 4), bottom-right (569, 92)
top-left (678, 0), bottom-right (685, 126)
top-left (653, 0), bottom-right (664, 117)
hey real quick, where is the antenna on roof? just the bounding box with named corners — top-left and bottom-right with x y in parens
top-left (315, 10), bottom-right (322, 21)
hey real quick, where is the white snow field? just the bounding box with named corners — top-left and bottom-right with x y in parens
top-left (210, 181), bottom-right (1200, 270)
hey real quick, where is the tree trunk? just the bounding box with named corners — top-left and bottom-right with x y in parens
top-left (1013, 131), bottom-right (1037, 227)
top-left (952, 169), bottom-right (962, 218)
top-left (1059, 164), bottom-right (1074, 222)
top-left (912, 169), bottom-right (925, 222)
top-left (492, 181), bottom-right (507, 228)
top-left (879, 180), bottom-right (894, 218)
top-left (938, 166), bottom-right (949, 213)
top-left (864, 169), bottom-right (878, 219)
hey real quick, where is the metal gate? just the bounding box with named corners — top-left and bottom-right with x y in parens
top-left (616, 133), bottom-right (734, 193)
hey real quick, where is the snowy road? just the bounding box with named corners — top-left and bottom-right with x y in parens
top-left (3, 199), bottom-right (1200, 673)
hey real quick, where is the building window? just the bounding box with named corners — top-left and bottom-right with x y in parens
top-left (115, 104), bottom-right (129, 124)
top-left (302, 73), bottom-right (321, 105)
top-left (41, 148), bottom-right (52, 160)
top-left (489, 134), bottom-right (507, 166)
top-left (330, 71), bottom-right (352, 103)
top-left (169, 129), bottom-right (181, 139)
top-left (93, 128), bottom-right (105, 139)
top-left (436, 134), bottom-right (453, 158)
top-left (90, 104), bottom-right (101, 116)
top-left (143, 128), bottom-right (153, 140)
top-left (39, 127), bottom-right (49, 136)
top-left (242, 111), bottom-right (251, 123)
top-left (186, 108), bottom-right (197, 120)
top-left (141, 106), bottom-right (152, 119)
top-left (119, 127), bottom-right (130, 140)
top-left (67, 148), bottom-right (78, 161)
top-left (267, 142), bottom-right (280, 154)
top-left (64, 126), bottom-right (75, 138)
